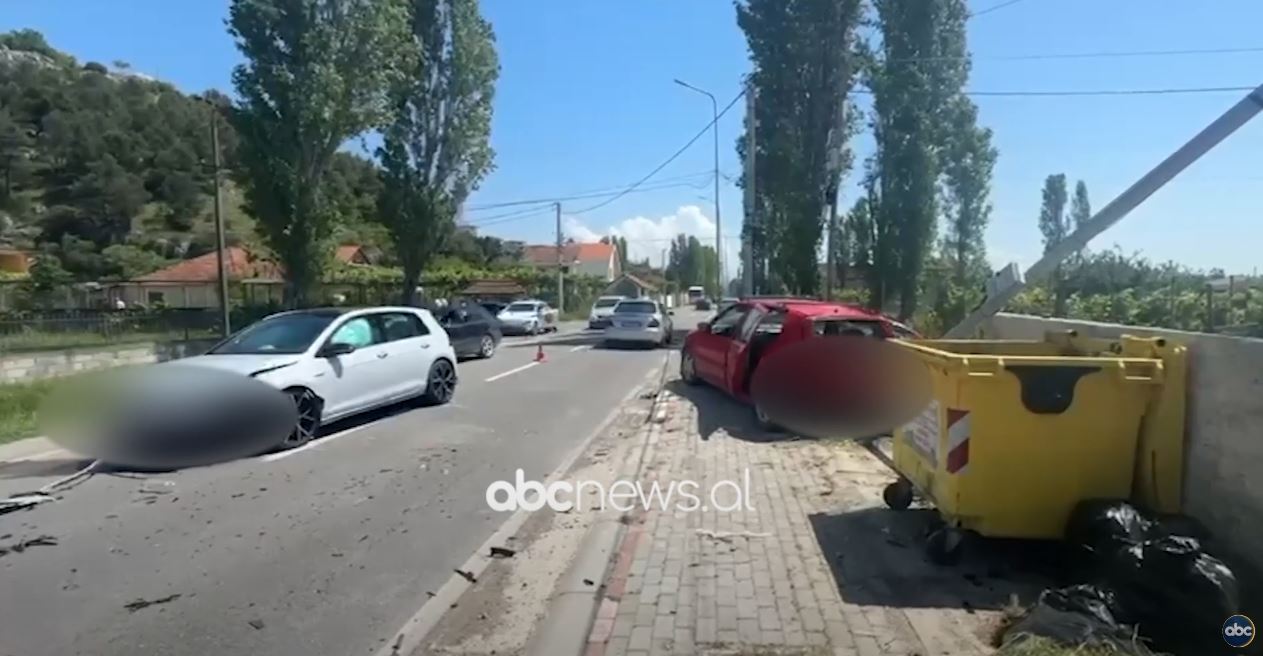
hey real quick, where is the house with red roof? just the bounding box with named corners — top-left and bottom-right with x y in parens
top-left (520, 242), bottom-right (622, 281)
top-left (116, 244), bottom-right (375, 308)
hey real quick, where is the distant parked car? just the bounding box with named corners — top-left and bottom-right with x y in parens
top-left (497, 299), bottom-right (557, 335)
top-left (177, 307), bottom-right (458, 449)
top-left (603, 299), bottom-right (674, 348)
top-left (588, 295), bottom-right (626, 329)
top-left (439, 303), bottom-right (502, 359)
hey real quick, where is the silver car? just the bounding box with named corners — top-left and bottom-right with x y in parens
top-left (603, 299), bottom-right (674, 348)
top-left (588, 295), bottom-right (626, 329)
top-left (496, 299), bottom-right (557, 335)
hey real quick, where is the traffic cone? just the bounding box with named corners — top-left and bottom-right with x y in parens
top-left (535, 344), bottom-right (547, 363)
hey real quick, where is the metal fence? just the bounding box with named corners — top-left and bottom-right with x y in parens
top-left (0, 309), bottom-right (223, 354)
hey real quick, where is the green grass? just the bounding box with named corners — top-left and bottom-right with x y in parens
top-left (0, 329), bottom-right (218, 354)
top-left (0, 377), bottom-right (61, 444)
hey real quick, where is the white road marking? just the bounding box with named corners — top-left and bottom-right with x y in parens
top-left (569, 345), bottom-right (592, 352)
top-left (484, 361), bottom-right (539, 382)
top-left (260, 423), bottom-right (376, 462)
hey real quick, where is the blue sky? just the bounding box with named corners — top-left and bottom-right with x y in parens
top-left (4, 0), bottom-right (1262, 281)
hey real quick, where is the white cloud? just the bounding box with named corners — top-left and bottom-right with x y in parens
top-left (564, 205), bottom-right (741, 281)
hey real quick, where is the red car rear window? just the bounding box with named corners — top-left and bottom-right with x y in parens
top-left (811, 318), bottom-right (885, 338)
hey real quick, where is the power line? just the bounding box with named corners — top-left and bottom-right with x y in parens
top-left (464, 170), bottom-right (715, 211)
top-left (969, 0), bottom-right (1029, 18)
top-left (853, 84), bottom-right (1257, 98)
top-left (468, 205), bottom-right (554, 226)
top-left (961, 85), bottom-right (1258, 97)
top-left (984, 45), bottom-right (1263, 62)
top-left (467, 177), bottom-right (716, 228)
top-left (570, 89), bottom-right (747, 215)
top-left (887, 45), bottom-right (1263, 65)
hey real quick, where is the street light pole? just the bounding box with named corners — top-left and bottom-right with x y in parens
top-left (207, 102), bottom-right (230, 337)
top-left (674, 79), bottom-right (722, 298)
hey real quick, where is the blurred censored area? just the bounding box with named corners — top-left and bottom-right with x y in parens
top-left (749, 334), bottom-right (932, 439)
top-left (38, 366), bottom-right (295, 469)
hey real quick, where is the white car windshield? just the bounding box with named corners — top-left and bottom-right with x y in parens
top-left (614, 301), bottom-right (657, 314)
top-left (505, 303), bottom-right (538, 313)
top-left (210, 313), bottom-right (338, 355)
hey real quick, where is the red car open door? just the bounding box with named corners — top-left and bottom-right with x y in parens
top-left (690, 303), bottom-right (751, 387)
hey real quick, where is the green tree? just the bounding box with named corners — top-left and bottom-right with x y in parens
top-left (941, 96), bottom-right (996, 286)
top-left (864, 0), bottom-right (970, 317)
top-left (102, 244), bottom-right (169, 278)
top-left (0, 29), bottom-right (74, 65)
top-left (736, 0), bottom-right (863, 295)
top-left (1069, 180), bottom-right (1091, 231)
top-left (378, 0), bottom-right (499, 305)
top-left (616, 236), bottom-right (628, 271)
top-left (228, 0), bottom-right (413, 306)
top-left (0, 109), bottom-right (33, 203)
top-left (1037, 173), bottom-right (1070, 315)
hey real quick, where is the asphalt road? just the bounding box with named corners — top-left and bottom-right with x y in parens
top-left (0, 312), bottom-right (705, 656)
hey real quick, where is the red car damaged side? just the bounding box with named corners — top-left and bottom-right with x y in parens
top-left (679, 298), bottom-right (916, 411)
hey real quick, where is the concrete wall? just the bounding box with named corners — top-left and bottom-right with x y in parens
top-left (978, 313), bottom-right (1263, 567)
top-left (0, 338), bottom-right (220, 384)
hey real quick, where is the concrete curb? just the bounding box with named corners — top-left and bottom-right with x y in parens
top-left (524, 357), bottom-right (674, 656)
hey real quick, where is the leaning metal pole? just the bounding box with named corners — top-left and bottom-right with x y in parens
top-left (947, 83), bottom-right (1263, 338)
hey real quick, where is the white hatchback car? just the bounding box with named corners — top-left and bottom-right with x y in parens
top-left (175, 307), bottom-right (458, 449)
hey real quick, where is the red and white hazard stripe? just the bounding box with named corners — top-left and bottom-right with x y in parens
top-left (945, 409), bottom-right (970, 474)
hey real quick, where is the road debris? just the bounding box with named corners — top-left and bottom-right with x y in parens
top-left (247, 619), bottom-right (265, 630)
top-left (0, 494), bottom-right (54, 516)
top-left (489, 546), bottom-right (516, 559)
top-left (0, 534), bottom-right (58, 557)
top-left (455, 568), bottom-right (477, 583)
top-left (694, 528), bottom-right (773, 543)
top-left (123, 593), bottom-right (182, 612)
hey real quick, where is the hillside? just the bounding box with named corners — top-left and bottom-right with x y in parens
top-left (0, 29), bottom-right (386, 281)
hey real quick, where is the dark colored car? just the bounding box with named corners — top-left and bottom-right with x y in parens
top-left (679, 298), bottom-right (918, 427)
top-left (439, 303), bottom-right (502, 359)
top-left (479, 301), bottom-right (507, 317)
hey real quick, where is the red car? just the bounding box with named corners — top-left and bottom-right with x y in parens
top-left (679, 297), bottom-right (918, 427)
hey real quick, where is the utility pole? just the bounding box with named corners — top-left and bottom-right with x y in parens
top-left (674, 79), bottom-right (722, 298)
top-left (741, 79), bottom-right (757, 297)
top-left (947, 82), bottom-right (1263, 338)
top-left (555, 202), bottom-right (564, 314)
top-left (210, 105), bottom-right (230, 337)
top-left (823, 54), bottom-right (849, 302)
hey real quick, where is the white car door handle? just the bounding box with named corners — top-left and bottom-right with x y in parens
top-left (420, 343), bottom-right (431, 349)
top-left (377, 352), bottom-right (389, 359)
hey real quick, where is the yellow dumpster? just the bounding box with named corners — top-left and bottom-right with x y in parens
top-left (884, 332), bottom-right (1186, 564)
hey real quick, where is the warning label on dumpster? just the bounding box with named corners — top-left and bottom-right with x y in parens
top-left (903, 400), bottom-right (939, 464)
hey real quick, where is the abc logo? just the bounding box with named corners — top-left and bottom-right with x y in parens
top-left (1223, 614), bottom-right (1256, 648)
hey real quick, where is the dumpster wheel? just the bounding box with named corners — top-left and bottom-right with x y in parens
top-left (882, 478), bottom-right (914, 511)
top-left (925, 527), bottom-right (964, 566)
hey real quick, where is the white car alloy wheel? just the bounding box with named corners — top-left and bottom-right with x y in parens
top-left (422, 359), bottom-right (457, 405)
top-left (284, 388), bottom-right (321, 448)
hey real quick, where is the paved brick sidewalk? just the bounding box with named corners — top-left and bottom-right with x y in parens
top-left (585, 377), bottom-right (1012, 656)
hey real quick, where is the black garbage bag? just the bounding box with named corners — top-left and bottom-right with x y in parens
top-left (1105, 536), bottom-right (1241, 654)
top-left (1001, 585), bottom-right (1154, 655)
top-left (1064, 499), bottom-right (1156, 573)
